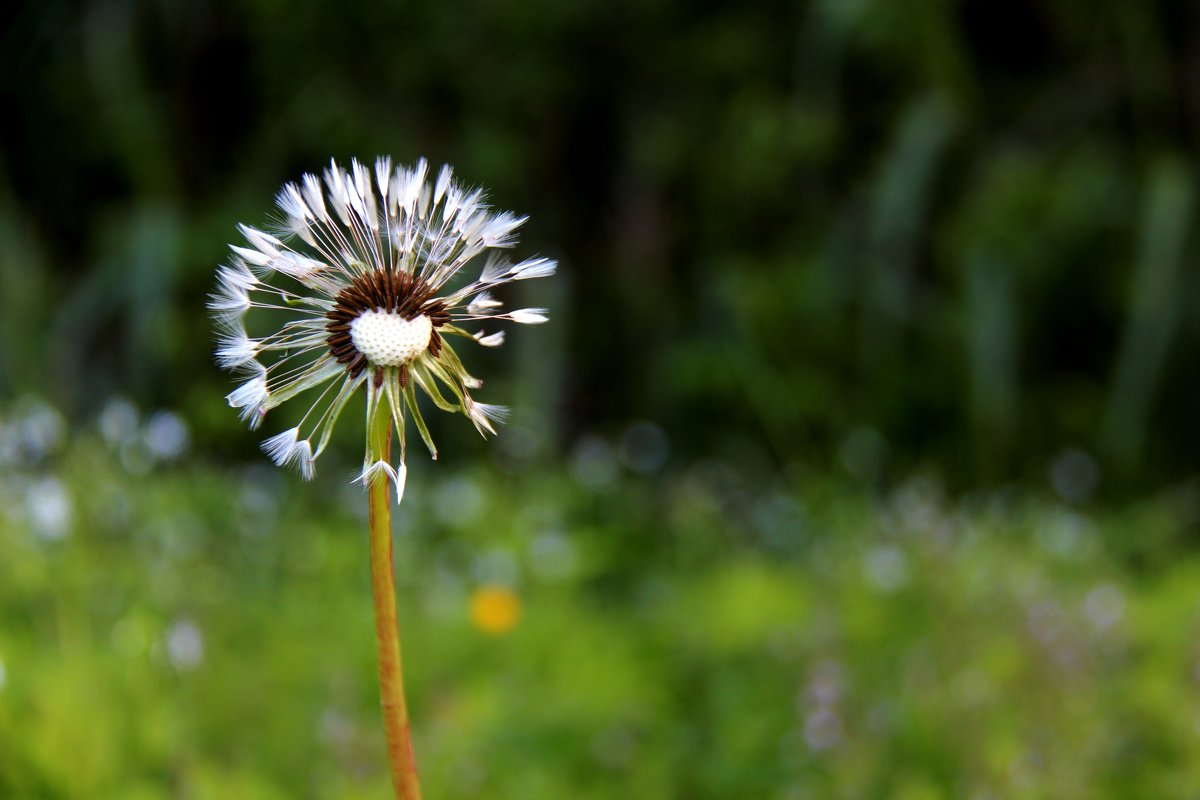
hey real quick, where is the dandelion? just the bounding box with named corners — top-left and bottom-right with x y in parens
top-left (469, 585), bottom-right (522, 635)
top-left (211, 158), bottom-right (553, 800)
top-left (212, 157), bottom-right (553, 491)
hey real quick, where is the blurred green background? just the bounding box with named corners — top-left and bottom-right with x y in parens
top-left (3, 0), bottom-right (1200, 797)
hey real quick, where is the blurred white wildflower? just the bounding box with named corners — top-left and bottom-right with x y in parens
top-left (863, 545), bottom-right (909, 593)
top-left (99, 397), bottom-right (139, 446)
top-left (25, 476), bottom-right (72, 541)
top-left (165, 618), bottom-right (205, 670)
top-left (0, 399), bottom-right (66, 465)
top-left (0, 423), bottom-right (16, 466)
top-left (18, 401), bottom-right (66, 460)
top-left (211, 158), bottom-right (553, 494)
top-left (144, 410), bottom-right (191, 461)
top-left (803, 708), bottom-right (843, 752)
top-left (1083, 583), bottom-right (1125, 632)
top-left (800, 658), bottom-right (846, 753)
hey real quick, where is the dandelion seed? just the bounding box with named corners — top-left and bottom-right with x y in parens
top-left (508, 308), bottom-right (550, 325)
top-left (474, 330), bottom-right (505, 348)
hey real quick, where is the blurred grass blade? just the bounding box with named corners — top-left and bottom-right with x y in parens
top-left (858, 95), bottom-right (956, 380)
top-left (965, 255), bottom-right (1017, 472)
top-left (1101, 156), bottom-right (1192, 469)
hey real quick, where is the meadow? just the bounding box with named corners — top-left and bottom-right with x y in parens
top-left (3, 401), bottom-right (1198, 798)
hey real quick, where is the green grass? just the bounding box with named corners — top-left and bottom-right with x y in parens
top-left (2, 437), bottom-right (1199, 798)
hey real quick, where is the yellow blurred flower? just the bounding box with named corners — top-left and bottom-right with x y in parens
top-left (470, 585), bottom-right (521, 635)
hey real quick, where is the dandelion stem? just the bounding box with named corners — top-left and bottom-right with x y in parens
top-left (368, 410), bottom-right (422, 800)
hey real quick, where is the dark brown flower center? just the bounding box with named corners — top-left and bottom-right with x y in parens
top-left (325, 270), bottom-right (451, 381)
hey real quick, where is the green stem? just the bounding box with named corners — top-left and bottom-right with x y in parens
top-left (368, 409), bottom-right (422, 800)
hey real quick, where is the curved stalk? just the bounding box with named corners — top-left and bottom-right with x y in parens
top-left (368, 407), bottom-right (422, 799)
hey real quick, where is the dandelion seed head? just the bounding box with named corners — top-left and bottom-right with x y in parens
top-left (212, 157), bottom-right (552, 482)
